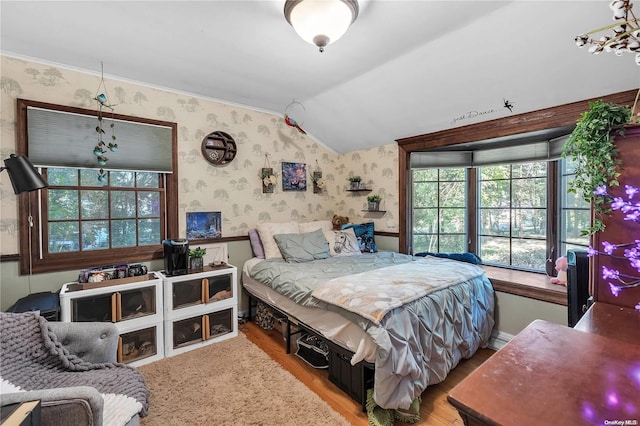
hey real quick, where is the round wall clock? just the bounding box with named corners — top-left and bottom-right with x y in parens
top-left (201, 131), bottom-right (237, 166)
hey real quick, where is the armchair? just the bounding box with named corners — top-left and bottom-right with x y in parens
top-left (1, 321), bottom-right (141, 426)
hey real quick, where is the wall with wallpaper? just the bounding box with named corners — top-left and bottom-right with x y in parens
top-left (0, 55), bottom-right (398, 258)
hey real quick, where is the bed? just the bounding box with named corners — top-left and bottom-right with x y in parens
top-left (242, 221), bottom-right (495, 410)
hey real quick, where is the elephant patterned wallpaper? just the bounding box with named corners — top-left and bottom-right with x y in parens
top-left (0, 55), bottom-right (398, 256)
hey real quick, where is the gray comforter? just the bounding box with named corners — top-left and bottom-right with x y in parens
top-left (248, 252), bottom-right (495, 409)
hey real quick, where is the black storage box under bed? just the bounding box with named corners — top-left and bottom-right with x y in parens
top-left (327, 340), bottom-right (375, 410)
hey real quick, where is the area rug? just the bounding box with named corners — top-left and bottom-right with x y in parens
top-left (138, 333), bottom-right (349, 426)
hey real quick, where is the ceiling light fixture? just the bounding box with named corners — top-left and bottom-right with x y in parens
top-left (284, 0), bottom-right (359, 52)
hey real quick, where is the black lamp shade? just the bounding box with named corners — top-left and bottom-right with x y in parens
top-left (3, 154), bottom-right (48, 194)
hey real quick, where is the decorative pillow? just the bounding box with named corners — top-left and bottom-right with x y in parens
top-left (248, 229), bottom-right (265, 259)
top-left (273, 229), bottom-right (330, 263)
top-left (256, 221), bottom-right (300, 259)
top-left (323, 229), bottom-right (361, 257)
top-left (341, 222), bottom-right (377, 253)
top-left (298, 220), bottom-right (333, 233)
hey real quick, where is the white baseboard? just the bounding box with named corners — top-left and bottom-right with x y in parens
top-left (487, 329), bottom-right (514, 351)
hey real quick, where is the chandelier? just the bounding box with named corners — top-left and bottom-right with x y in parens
top-left (575, 0), bottom-right (640, 65)
top-left (284, 0), bottom-right (359, 52)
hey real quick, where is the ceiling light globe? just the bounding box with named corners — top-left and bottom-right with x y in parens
top-left (285, 0), bottom-right (358, 52)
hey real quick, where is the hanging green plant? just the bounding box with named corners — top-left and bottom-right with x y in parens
top-left (562, 99), bottom-right (633, 235)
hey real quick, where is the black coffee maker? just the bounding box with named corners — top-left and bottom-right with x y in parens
top-left (163, 239), bottom-right (189, 276)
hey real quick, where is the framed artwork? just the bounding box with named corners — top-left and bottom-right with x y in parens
top-left (282, 162), bottom-right (307, 191)
top-left (186, 211), bottom-right (222, 240)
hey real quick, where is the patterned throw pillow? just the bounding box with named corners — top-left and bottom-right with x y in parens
top-left (341, 222), bottom-right (377, 253)
top-left (323, 229), bottom-right (361, 257)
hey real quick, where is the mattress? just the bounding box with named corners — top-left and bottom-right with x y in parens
top-left (242, 270), bottom-right (377, 364)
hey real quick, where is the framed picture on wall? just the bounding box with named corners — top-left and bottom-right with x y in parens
top-left (282, 162), bottom-right (307, 191)
top-left (186, 211), bottom-right (222, 240)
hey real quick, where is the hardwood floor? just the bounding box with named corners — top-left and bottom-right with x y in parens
top-left (241, 320), bottom-right (495, 425)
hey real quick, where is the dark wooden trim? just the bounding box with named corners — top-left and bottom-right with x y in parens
top-left (466, 168), bottom-right (478, 253)
top-left (0, 254), bottom-right (20, 262)
top-left (398, 145), bottom-right (409, 254)
top-left (483, 266), bottom-right (567, 306)
top-left (546, 161), bottom-right (559, 277)
top-left (190, 235), bottom-right (249, 244)
top-left (374, 231), bottom-right (399, 237)
top-left (396, 89), bottom-right (638, 151)
top-left (17, 98), bottom-right (177, 128)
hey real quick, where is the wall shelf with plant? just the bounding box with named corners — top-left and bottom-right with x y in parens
top-left (365, 194), bottom-right (383, 212)
top-left (345, 175), bottom-right (372, 192)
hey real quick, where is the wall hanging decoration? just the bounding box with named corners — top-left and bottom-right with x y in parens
top-left (282, 161), bottom-right (307, 191)
top-left (186, 211), bottom-right (222, 240)
top-left (312, 160), bottom-right (325, 193)
top-left (93, 62), bottom-right (117, 182)
top-left (201, 131), bottom-right (237, 166)
top-left (283, 100), bottom-right (307, 134)
top-left (261, 154), bottom-right (277, 193)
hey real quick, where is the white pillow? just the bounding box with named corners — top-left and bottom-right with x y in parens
top-left (298, 220), bottom-right (333, 233)
top-left (256, 221), bottom-right (300, 259)
top-left (323, 229), bottom-right (361, 257)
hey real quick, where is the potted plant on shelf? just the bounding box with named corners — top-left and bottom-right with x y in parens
top-left (367, 194), bottom-right (382, 211)
top-left (348, 175), bottom-right (362, 190)
top-left (189, 246), bottom-right (206, 271)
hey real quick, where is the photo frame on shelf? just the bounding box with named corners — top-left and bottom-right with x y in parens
top-left (282, 162), bottom-right (307, 191)
top-left (186, 211), bottom-right (222, 240)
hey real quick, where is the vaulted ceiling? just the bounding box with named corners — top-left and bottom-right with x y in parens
top-left (2, 1), bottom-right (638, 154)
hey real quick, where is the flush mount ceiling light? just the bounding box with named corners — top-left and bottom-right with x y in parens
top-left (284, 0), bottom-right (359, 52)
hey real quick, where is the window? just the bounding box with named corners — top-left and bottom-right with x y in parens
top-left (46, 169), bottom-right (164, 254)
top-left (409, 159), bottom-right (583, 274)
top-left (412, 168), bottom-right (467, 254)
top-left (478, 162), bottom-right (547, 270)
top-left (17, 99), bottom-right (178, 275)
top-left (559, 158), bottom-right (590, 255)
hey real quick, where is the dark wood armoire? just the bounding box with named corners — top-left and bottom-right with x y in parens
top-left (590, 125), bottom-right (640, 309)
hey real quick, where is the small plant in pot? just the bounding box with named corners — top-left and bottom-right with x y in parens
top-left (189, 246), bottom-right (207, 271)
top-left (562, 99), bottom-right (633, 235)
top-left (348, 175), bottom-right (362, 190)
top-left (367, 194), bottom-right (382, 211)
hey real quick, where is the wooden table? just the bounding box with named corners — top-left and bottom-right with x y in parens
top-left (573, 302), bottom-right (640, 345)
top-left (447, 315), bottom-right (640, 426)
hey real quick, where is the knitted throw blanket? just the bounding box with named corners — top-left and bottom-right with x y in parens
top-left (0, 312), bottom-right (149, 418)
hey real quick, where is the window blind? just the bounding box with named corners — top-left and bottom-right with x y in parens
top-left (410, 132), bottom-right (571, 169)
top-left (27, 107), bottom-right (173, 173)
